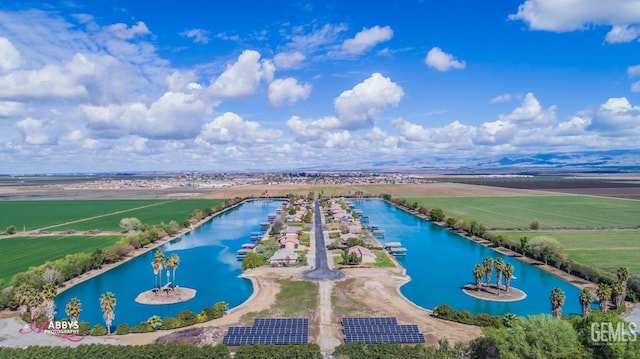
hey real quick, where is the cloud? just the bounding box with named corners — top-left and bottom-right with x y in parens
top-left (285, 23), bottom-right (348, 54)
top-left (424, 47), bottom-right (466, 72)
top-left (273, 51), bottom-right (306, 69)
top-left (0, 37), bottom-right (21, 71)
top-left (0, 101), bottom-right (27, 117)
top-left (286, 115), bottom-right (341, 138)
top-left (209, 50), bottom-right (274, 98)
top-left (605, 24), bottom-right (640, 43)
top-left (334, 72), bottom-right (404, 129)
top-left (268, 78), bottom-right (312, 106)
top-left (103, 21), bottom-right (150, 40)
top-left (181, 28), bottom-right (210, 44)
top-left (490, 94), bottom-right (513, 104)
top-left (497, 92), bottom-right (556, 125)
top-left (628, 64), bottom-right (640, 78)
top-left (341, 25), bottom-right (393, 55)
top-left (587, 97), bottom-right (640, 132)
top-left (16, 117), bottom-right (58, 145)
top-left (510, 0), bottom-right (640, 41)
top-left (632, 81), bottom-right (640, 92)
top-left (198, 112), bottom-right (282, 144)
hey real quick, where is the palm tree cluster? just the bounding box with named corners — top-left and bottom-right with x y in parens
top-left (595, 266), bottom-right (629, 313)
top-left (165, 253), bottom-right (180, 289)
top-left (471, 257), bottom-right (515, 296)
top-left (13, 282), bottom-right (58, 321)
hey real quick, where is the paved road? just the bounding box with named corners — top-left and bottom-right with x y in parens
top-left (302, 199), bottom-right (344, 281)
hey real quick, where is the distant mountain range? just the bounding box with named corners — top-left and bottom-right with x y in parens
top-left (338, 149), bottom-right (640, 173)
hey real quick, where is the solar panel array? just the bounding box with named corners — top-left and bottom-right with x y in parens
top-left (342, 317), bottom-right (425, 344)
top-left (223, 317), bottom-right (309, 346)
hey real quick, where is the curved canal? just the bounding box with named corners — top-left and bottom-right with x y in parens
top-left (352, 199), bottom-right (589, 316)
top-left (54, 200), bottom-right (284, 328)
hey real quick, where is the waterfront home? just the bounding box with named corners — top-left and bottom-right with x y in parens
top-left (269, 248), bottom-right (298, 266)
top-left (279, 232), bottom-right (300, 248)
top-left (348, 245), bottom-right (377, 263)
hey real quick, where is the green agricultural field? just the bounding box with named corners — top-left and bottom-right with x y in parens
top-left (0, 199), bottom-right (223, 232)
top-left (405, 195), bottom-right (640, 229)
top-left (49, 199), bottom-right (223, 231)
top-left (494, 230), bottom-right (640, 275)
top-left (0, 235), bottom-right (122, 285)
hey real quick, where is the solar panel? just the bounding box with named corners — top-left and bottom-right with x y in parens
top-left (343, 324), bottom-right (419, 334)
top-left (344, 333), bottom-right (425, 344)
top-left (223, 317), bottom-right (310, 346)
top-left (254, 317), bottom-right (309, 327)
top-left (228, 326), bottom-right (309, 336)
top-left (342, 317), bottom-right (397, 326)
top-left (222, 335), bottom-right (308, 346)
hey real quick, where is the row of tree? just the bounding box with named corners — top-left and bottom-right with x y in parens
top-left (381, 193), bottom-right (640, 302)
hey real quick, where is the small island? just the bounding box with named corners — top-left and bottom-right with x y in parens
top-left (463, 257), bottom-right (527, 302)
top-left (135, 250), bottom-right (196, 305)
top-left (462, 284), bottom-right (527, 302)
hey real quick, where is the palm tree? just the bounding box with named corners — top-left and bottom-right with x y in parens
top-left (27, 289), bottom-right (44, 321)
top-left (165, 253), bottom-right (180, 289)
top-left (611, 281), bottom-right (625, 310)
top-left (596, 283), bottom-right (612, 313)
top-left (617, 267), bottom-right (629, 301)
top-left (472, 264), bottom-right (484, 291)
top-left (65, 297), bottom-right (82, 323)
top-left (502, 313), bottom-right (520, 328)
top-left (502, 263), bottom-right (514, 293)
top-left (99, 292), bottom-right (116, 335)
top-left (482, 258), bottom-right (494, 286)
top-left (153, 249), bottom-right (165, 286)
top-left (549, 287), bottom-right (566, 318)
top-left (151, 257), bottom-right (162, 289)
top-left (578, 288), bottom-right (594, 317)
top-left (13, 285), bottom-right (33, 315)
top-left (41, 283), bottom-right (57, 319)
top-left (494, 258), bottom-right (505, 295)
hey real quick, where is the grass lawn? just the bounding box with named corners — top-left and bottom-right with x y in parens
top-left (405, 195), bottom-right (640, 229)
top-left (276, 280), bottom-right (318, 316)
top-left (0, 199), bottom-right (223, 232)
top-left (0, 235), bottom-right (122, 285)
top-left (372, 250), bottom-right (396, 268)
top-left (299, 232), bottom-right (310, 246)
top-left (494, 230), bottom-right (640, 275)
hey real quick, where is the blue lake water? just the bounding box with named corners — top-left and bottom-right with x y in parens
top-left (352, 199), bottom-right (590, 317)
top-left (54, 200), bottom-right (284, 328)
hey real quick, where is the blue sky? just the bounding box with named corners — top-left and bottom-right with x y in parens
top-left (0, 0), bottom-right (639, 173)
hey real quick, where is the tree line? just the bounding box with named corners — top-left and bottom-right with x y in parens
top-left (381, 193), bottom-right (640, 302)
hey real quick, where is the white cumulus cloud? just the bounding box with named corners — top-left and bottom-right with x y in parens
top-left (103, 21), bottom-right (150, 40)
top-left (0, 37), bottom-right (21, 72)
top-left (424, 47), bottom-right (466, 72)
top-left (198, 112), bottom-right (282, 144)
top-left (510, 0), bottom-right (640, 42)
top-left (273, 51), bottom-right (306, 69)
top-left (334, 72), bottom-right (404, 130)
top-left (268, 78), bottom-right (311, 106)
top-left (490, 94), bottom-right (513, 104)
top-left (341, 25), bottom-right (393, 54)
top-left (209, 50), bottom-right (274, 98)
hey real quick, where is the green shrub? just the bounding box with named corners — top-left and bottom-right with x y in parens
top-left (115, 323), bottom-right (129, 335)
top-left (129, 322), bottom-right (155, 333)
top-left (453, 309), bottom-right (474, 324)
top-left (90, 324), bottom-right (107, 336)
top-left (176, 310), bottom-right (197, 326)
top-left (433, 304), bottom-right (453, 319)
top-left (78, 321), bottom-right (91, 336)
top-left (160, 317), bottom-right (181, 330)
